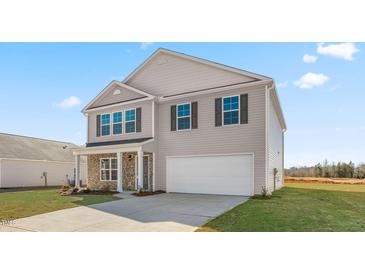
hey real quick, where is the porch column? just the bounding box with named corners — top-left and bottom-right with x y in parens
top-left (75, 155), bottom-right (80, 189)
top-left (117, 152), bottom-right (123, 192)
top-left (137, 150), bottom-right (143, 189)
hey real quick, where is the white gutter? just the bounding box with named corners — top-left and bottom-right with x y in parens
top-left (0, 158), bottom-right (84, 165)
top-left (72, 138), bottom-right (155, 155)
top-left (158, 79), bottom-right (272, 102)
top-left (84, 97), bottom-right (154, 113)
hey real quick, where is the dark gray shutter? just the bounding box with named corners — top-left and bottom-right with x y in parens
top-left (240, 94), bottom-right (248, 124)
top-left (171, 105), bottom-right (177, 131)
top-left (96, 115), bottom-right (101, 137)
top-left (191, 102), bottom-right (198, 129)
top-left (215, 98), bottom-right (222, 127)
top-left (136, 107), bottom-right (142, 132)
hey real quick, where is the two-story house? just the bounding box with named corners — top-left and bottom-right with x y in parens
top-left (73, 48), bottom-right (286, 196)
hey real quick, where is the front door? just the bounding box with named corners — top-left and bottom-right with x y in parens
top-left (143, 155), bottom-right (149, 190)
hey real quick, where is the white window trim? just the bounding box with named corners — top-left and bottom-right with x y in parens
top-left (112, 111), bottom-right (123, 136)
top-left (101, 113), bottom-right (111, 136)
top-left (222, 95), bottom-right (240, 126)
top-left (125, 108), bottom-right (137, 134)
top-left (176, 102), bottom-right (192, 131)
top-left (100, 158), bottom-right (118, 182)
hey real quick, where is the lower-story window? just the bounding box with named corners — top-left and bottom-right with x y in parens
top-left (100, 158), bottom-right (117, 181)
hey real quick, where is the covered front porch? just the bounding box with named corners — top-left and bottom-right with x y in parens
top-left (73, 141), bottom-right (155, 193)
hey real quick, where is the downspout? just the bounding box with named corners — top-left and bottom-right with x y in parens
top-left (265, 84), bottom-right (275, 193)
top-left (152, 100), bottom-right (155, 138)
top-left (282, 128), bottom-right (286, 187)
top-left (0, 158), bottom-right (2, 188)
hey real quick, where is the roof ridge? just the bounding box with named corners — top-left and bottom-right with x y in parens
top-left (0, 132), bottom-right (78, 146)
top-left (157, 48), bottom-right (272, 80)
top-left (122, 47), bottom-right (272, 83)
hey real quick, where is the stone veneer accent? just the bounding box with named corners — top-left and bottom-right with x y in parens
top-left (87, 153), bottom-right (118, 190)
top-left (122, 152), bottom-right (137, 191)
top-left (87, 152), bottom-right (145, 191)
top-left (144, 152), bottom-right (153, 191)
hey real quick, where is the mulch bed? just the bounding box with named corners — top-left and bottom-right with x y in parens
top-left (60, 188), bottom-right (118, 196)
top-left (132, 190), bottom-right (165, 197)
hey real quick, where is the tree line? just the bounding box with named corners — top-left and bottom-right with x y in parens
top-left (285, 160), bottom-right (365, 179)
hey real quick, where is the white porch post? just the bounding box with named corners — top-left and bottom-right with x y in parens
top-left (137, 150), bottom-right (143, 189)
top-left (117, 152), bottom-right (123, 192)
top-left (152, 152), bottom-right (156, 192)
top-left (75, 155), bottom-right (80, 189)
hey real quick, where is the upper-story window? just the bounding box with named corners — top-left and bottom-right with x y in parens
top-left (113, 112), bottom-right (123, 135)
top-left (177, 103), bottom-right (191, 130)
top-left (101, 113), bottom-right (111, 136)
top-left (223, 96), bottom-right (239, 125)
top-left (125, 109), bottom-right (136, 133)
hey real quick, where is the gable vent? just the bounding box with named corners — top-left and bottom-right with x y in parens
top-left (157, 58), bottom-right (168, 65)
top-left (113, 89), bottom-right (121, 95)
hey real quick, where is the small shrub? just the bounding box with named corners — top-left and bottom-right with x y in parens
top-left (261, 186), bottom-right (271, 198)
top-left (102, 184), bottom-right (111, 193)
top-left (61, 184), bottom-right (70, 191)
top-left (83, 188), bottom-right (91, 194)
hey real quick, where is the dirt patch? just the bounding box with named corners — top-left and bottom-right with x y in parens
top-left (285, 176), bottom-right (365, 185)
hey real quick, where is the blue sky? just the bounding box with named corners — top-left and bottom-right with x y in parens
top-left (0, 42), bottom-right (363, 167)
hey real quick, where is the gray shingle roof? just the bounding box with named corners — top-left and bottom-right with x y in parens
top-left (0, 133), bottom-right (82, 162)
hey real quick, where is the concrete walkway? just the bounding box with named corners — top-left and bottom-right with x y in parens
top-left (0, 193), bottom-right (248, 232)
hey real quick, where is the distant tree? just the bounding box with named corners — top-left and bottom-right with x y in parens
top-left (314, 163), bottom-right (323, 177)
top-left (354, 164), bottom-right (365, 179)
top-left (285, 160), bottom-right (361, 179)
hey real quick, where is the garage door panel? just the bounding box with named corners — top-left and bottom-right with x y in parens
top-left (166, 154), bottom-right (253, 196)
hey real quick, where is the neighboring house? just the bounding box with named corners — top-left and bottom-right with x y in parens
top-left (0, 133), bottom-right (87, 188)
top-left (73, 48), bottom-right (286, 196)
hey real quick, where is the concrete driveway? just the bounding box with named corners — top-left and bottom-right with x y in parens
top-left (0, 193), bottom-right (248, 232)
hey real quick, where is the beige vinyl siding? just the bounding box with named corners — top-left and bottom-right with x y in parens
top-left (126, 52), bottom-right (256, 97)
top-left (155, 84), bottom-right (267, 195)
top-left (267, 93), bottom-right (284, 192)
top-left (88, 99), bottom-right (153, 144)
top-left (141, 100), bottom-right (158, 153)
top-left (89, 84), bottom-right (144, 109)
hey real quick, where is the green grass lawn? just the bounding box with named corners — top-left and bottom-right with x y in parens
top-left (0, 188), bottom-right (119, 220)
top-left (198, 182), bottom-right (365, 232)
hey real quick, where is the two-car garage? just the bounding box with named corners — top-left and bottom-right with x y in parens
top-left (166, 153), bottom-right (254, 196)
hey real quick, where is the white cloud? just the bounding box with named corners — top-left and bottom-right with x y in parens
top-left (277, 81), bottom-right (288, 88)
top-left (294, 72), bottom-right (329, 89)
top-left (140, 42), bottom-right (154, 50)
top-left (302, 54), bottom-right (318, 63)
top-left (57, 96), bottom-right (81, 108)
top-left (317, 42), bottom-right (359, 61)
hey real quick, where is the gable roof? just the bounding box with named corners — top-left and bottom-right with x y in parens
top-left (123, 48), bottom-right (271, 83)
top-left (122, 48), bottom-right (272, 97)
top-left (82, 81), bottom-right (154, 113)
top-left (0, 133), bottom-right (83, 162)
top-left (271, 84), bottom-right (287, 131)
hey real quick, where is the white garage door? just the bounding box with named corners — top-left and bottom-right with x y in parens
top-left (166, 154), bottom-right (254, 196)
